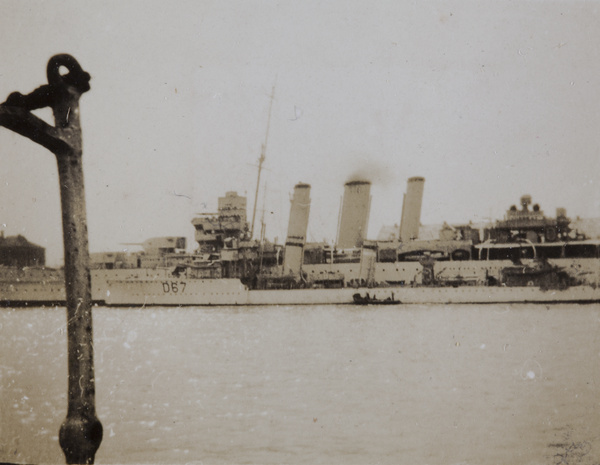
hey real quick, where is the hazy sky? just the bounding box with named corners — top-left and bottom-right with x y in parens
top-left (1, 1), bottom-right (599, 265)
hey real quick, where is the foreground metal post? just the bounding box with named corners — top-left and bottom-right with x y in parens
top-left (0, 54), bottom-right (102, 463)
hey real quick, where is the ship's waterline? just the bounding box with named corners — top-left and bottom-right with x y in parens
top-left (2, 303), bottom-right (600, 464)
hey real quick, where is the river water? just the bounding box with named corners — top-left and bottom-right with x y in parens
top-left (2, 303), bottom-right (600, 465)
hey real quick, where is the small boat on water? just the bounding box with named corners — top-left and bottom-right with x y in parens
top-left (353, 292), bottom-right (401, 305)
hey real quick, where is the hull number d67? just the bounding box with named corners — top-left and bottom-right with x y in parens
top-left (162, 281), bottom-right (187, 293)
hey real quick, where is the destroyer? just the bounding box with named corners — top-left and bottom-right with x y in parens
top-left (4, 177), bottom-right (598, 306)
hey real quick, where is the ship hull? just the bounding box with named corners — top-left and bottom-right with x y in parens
top-left (3, 261), bottom-right (600, 307)
top-left (0, 268), bottom-right (185, 307)
top-left (103, 278), bottom-right (600, 306)
top-left (353, 285), bottom-right (600, 305)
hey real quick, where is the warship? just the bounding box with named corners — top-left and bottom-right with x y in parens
top-left (2, 177), bottom-right (600, 306)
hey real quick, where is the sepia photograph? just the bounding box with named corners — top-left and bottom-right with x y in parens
top-left (1, 1), bottom-right (600, 463)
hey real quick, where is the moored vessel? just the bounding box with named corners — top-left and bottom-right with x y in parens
top-left (3, 178), bottom-right (600, 307)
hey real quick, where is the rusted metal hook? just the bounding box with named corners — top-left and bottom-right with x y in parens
top-left (0, 54), bottom-right (102, 464)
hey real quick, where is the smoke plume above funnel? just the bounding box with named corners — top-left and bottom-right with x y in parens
top-left (345, 160), bottom-right (396, 186)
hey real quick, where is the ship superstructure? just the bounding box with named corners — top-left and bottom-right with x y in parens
top-left (181, 176), bottom-right (599, 292)
top-left (190, 190), bottom-right (281, 282)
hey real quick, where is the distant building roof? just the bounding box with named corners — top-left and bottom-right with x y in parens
top-left (0, 233), bottom-right (46, 267)
top-left (0, 233), bottom-right (44, 250)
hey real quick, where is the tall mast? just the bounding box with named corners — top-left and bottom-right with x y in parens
top-left (259, 181), bottom-right (268, 270)
top-left (250, 84), bottom-right (276, 240)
